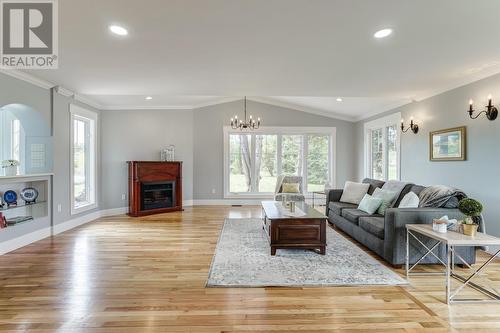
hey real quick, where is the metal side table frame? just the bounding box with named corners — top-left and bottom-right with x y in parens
top-left (406, 224), bottom-right (500, 304)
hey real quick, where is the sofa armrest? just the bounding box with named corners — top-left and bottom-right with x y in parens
top-left (325, 189), bottom-right (343, 215)
top-left (383, 208), bottom-right (466, 265)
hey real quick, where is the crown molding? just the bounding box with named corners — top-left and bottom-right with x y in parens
top-left (0, 69), bottom-right (54, 89)
top-left (246, 96), bottom-right (356, 122)
top-left (101, 97), bottom-right (243, 111)
top-left (0, 69), bottom-right (104, 110)
top-left (352, 69), bottom-right (500, 122)
top-left (74, 94), bottom-right (104, 110)
top-left (54, 86), bottom-right (74, 97)
top-left (352, 99), bottom-right (411, 122)
top-left (102, 104), bottom-right (193, 111)
top-left (191, 97), bottom-right (242, 109)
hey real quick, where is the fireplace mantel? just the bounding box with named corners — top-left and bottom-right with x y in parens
top-left (127, 161), bottom-right (183, 216)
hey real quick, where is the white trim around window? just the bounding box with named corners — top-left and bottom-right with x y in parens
top-left (70, 104), bottom-right (98, 215)
top-left (364, 113), bottom-right (401, 181)
top-left (223, 126), bottom-right (336, 199)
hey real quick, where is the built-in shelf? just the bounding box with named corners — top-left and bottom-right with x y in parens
top-left (0, 201), bottom-right (47, 212)
top-left (0, 174), bottom-right (51, 253)
top-left (0, 173), bottom-right (54, 180)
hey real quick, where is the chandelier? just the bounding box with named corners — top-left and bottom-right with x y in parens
top-left (230, 96), bottom-right (261, 130)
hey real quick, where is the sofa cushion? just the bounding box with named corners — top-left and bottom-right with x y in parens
top-left (410, 185), bottom-right (426, 196)
top-left (340, 181), bottom-right (370, 204)
top-left (362, 178), bottom-right (385, 195)
top-left (359, 216), bottom-right (385, 239)
top-left (328, 201), bottom-right (357, 216)
top-left (341, 209), bottom-right (375, 224)
top-left (357, 194), bottom-right (383, 215)
top-left (398, 191), bottom-right (420, 208)
top-left (393, 183), bottom-right (414, 207)
top-left (372, 188), bottom-right (398, 215)
top-left (382, 181), bottom-right (413, 208)
top-left (282, 183), bottom-right (300, 193)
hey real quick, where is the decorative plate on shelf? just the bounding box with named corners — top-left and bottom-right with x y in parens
top-left (20, 187), bottom-right (39, 204)
top-left (3, 190), bottom-right (17, 206)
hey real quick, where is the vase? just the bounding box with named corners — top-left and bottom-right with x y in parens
top-left (462, 224), bottom-right (478, 237)
top-left (3, 166), bottom-right (17, 177)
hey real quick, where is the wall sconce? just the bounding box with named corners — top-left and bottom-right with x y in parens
top-left (468, 94), bottom-right (498, 121)
top-left (401, 117), bottom-right (419, 134)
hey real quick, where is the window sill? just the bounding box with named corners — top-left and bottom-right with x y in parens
top-left (71, 203), bottom-right (98, 216)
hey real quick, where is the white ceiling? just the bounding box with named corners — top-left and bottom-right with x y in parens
top-left (24, 0), bottom-right (500, 121)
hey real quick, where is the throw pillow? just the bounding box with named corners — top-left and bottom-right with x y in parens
top-left (372, 188), bottom-right (398, 215)
top-left (398, 191), bottom-right (420, 208)
top-left (282, 183), bottom-right (300, 193)
top-left (358, 194), bottom-right (383, 215)
top-left (339, 181), bottom-right (370, 205)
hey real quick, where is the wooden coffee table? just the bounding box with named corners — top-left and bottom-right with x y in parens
top-left (261, 201), bottom-right (327, 255)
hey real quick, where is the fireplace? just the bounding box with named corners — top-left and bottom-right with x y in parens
top-left (141, 181), bottom-right (175, 211)
top-left (128, 161), bottom-right (183, 216)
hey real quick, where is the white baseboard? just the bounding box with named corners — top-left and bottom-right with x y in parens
top-left (0, 227), bottom-right (52, 255)
top-left (0, 200), bottom-right (262, 255)
top-left (53, 211), bottom-right (102, 234)
top-left (192, 199), bottom-right (262, 206)
top-left (100, 207), bottom-right (129, 217)
top-left (0, 207), bottom-right (131, 255)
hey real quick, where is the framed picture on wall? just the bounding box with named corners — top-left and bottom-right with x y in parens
top-left (429, 126), bottom-right (466, 161)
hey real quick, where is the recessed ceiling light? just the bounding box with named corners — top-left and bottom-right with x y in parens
top-left (336, 98), bottom-right (343, 102)
top-left (145, 96), bottom-right (153, 100)
top-left (109, 25), bottom-right (128, 36)
top-left (374, 28), bottom-right (392, 39)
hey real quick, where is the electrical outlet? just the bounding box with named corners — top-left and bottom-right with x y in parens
top-left (211, 188), bottom-right (216, 194)
top-left (121, 194), bottom-right (126, 200)
top-left (57, 204), bottom-right (62, 213)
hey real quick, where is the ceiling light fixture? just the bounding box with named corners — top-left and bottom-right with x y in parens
top-left (145, 96), bottom-right (153, 100)
top-left (230, 97), bottom-right (261, 130)
top-left (109, 25), bottom-right (128, 36)
top-left (336, 98), bottom-right (343, 102)
top-left (374, 28), bottom-right (392, 39)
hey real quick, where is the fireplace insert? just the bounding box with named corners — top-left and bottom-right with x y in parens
top-left (140, 181), bottom-right (175, 211)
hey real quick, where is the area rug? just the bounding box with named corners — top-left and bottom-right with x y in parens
top-left (206, 218), bottom-right (407, 287)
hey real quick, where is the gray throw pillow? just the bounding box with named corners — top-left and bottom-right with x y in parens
top-left (372, 188), bottom-right (398, 215)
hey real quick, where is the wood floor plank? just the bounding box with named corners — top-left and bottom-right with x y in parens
top-left (0, 206), bottom-right (499, 332)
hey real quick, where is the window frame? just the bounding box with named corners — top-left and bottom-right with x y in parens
top-left (223, 126), bottom-right (336, 199)
top-left (364, 113), bottom-right (401, 181)
top-left (70, 104), bottom-right (98, 215)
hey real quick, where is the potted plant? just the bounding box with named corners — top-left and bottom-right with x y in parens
top-left (458, 198), bottom-right (483, 236)
top-left (1, 160), bottom-right (20, 177)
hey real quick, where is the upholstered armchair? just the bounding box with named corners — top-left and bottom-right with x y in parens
top-left (274, 175), bottom-right (305, 202)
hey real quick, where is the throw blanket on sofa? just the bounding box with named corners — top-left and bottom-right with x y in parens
top-left (418, 185), bottom-right (466, 208)
top-left (419, 185), bottom-right (486, 238)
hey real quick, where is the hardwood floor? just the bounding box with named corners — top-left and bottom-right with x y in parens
top-left (0, 206), bottom-right (499, 332)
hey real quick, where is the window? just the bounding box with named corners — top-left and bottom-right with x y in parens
top-left (306, 134), bottom-right (330, 192)
top-left (70, 104), bottom-right (97, 214)
top-left (11, 119), bottom-right (20, 161)
top-left (256, 134), bottom-right (277, 192)
top-left (229, 134), bottom-right (252, 193)
top-left (364, 113), bottom-right (400, 181)
top-left (224, 127), bottom-right (335, 197)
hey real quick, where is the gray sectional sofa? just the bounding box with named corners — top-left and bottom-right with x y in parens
top-left (326, 178), bottom-right (476, 266)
